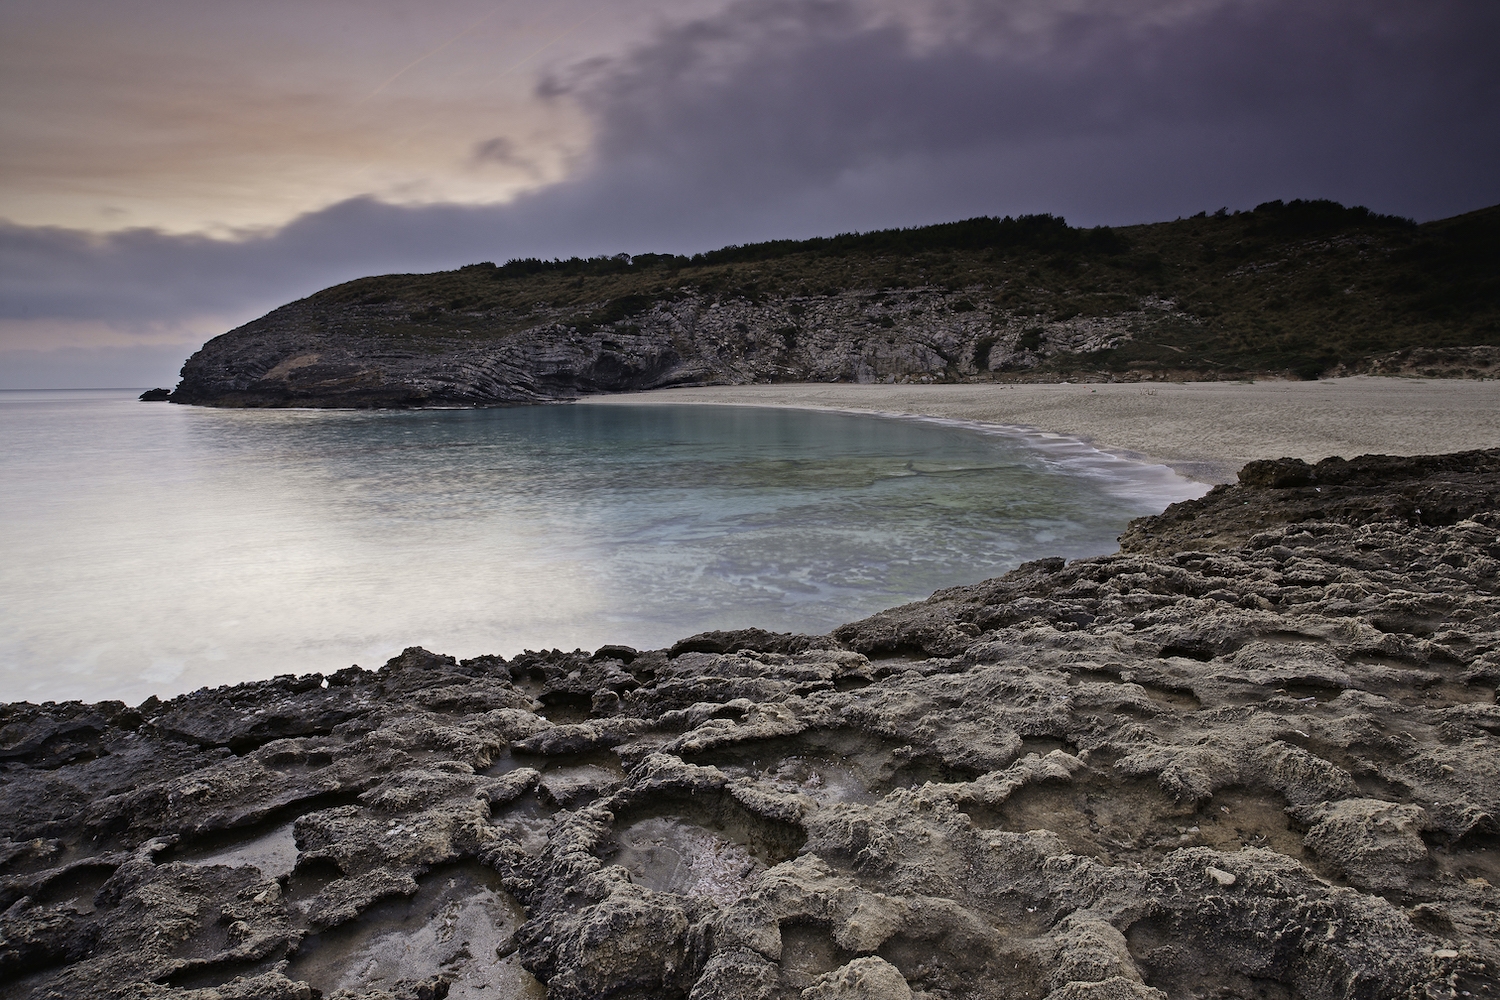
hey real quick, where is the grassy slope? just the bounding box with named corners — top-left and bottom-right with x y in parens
top-left (300, 199), bottom-right (1500, 379)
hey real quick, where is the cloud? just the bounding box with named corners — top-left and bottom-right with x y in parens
top-left (472, 137), bottom-right (523, 165)
top-left (2, 0), bottom-right (1497, 385)
top-left (0, 343), bottom-right (197, 390)
top-left (547, 0), bottom-right (1499, 228)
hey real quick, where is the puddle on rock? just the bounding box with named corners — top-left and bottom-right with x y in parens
top-left (283, 855), bottom-right (344, 923)
top-left (490, 797), bottom-right (557, 857)
top-left (609, 816), bottom-right (766, 904)
top-left (482, 750), bottom-right (531, 777)
top-left (537, 764), bottom-right (624, 809)
top-left (606, 794), bottom-right (805, 904)
top-left (28, 862), bottom-right (117, 914)
top-left (284, 862), bottom-right (543, 999)
top-left (536, 692), bottom-right (593, 725)
top-left (685, 729), bottom-right (977, 803)
top-left (964, 766), bottom-right (1315, 870)
top-left (751, 755), bottom-right (875, 807)
top-left (164, 820), bottom-right (300, 879)
top-left (485, 748), bottom-right (624, 778)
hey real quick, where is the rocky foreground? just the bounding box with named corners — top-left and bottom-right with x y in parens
top-left (3, 452), bottom-right (1500, 1000)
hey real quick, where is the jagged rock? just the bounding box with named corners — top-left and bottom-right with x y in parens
top-left (1044, 911), bottom-right (1148, 989)
top-left (1291, 798), bottom-right (1432, 892)
top-left (475, 767), bottom-right (540, 806)
top-left (299, 865), bottom-right (420, 931)
top-left (538, 765), bottom-right (627, 809)
top-left (1237, 456), bottom-right (1315, 488)
top-left (294, 796), bottom-right (495, 875)
top-left (669, 629), bottom-right (843, 658)
top-left (120, 972), bottom-right (315, 999)
top-left (1043, 980), bottom-right (1167, 1000)
top-left (513, 719), bottom-right (645, 756)
top-left (167, 283), bottom-right (1145, 408)
top-left (802, 956), bottom-right (913, 999)
top-left (1118, 448), bottom-right (1500, 554)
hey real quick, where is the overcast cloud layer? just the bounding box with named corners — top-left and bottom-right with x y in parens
top-left (3, 0), bottom-right (1497, 387)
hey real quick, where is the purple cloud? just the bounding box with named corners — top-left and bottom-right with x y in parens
top-left (2, 0), bottom-right (1496, 385)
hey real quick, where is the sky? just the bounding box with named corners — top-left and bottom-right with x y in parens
top-left (2, 0), bottom-right (1497, 388)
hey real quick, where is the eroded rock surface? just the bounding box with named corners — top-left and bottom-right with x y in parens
top-left (3, 452), bottom-right (1499, 999)
top-left (167, 285), bottom-right (1151, 408)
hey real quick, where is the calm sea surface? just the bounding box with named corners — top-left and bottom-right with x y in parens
top-left (0, 390), bottom-right (1205, 704)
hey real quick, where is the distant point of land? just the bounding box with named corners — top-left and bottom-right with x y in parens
top-left (170, 199), bottom-right (1500, 407)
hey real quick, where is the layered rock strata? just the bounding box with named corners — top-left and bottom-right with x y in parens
top-left (2, 451), bottom-right (1499, 999)
top-left (168, 288), bottom-right (1167, 407)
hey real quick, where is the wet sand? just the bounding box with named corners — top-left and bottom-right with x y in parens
top-left (582, 376), bottom-right (1500, 483)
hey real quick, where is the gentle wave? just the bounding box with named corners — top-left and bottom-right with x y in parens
top-left (2, 391), bottom-right (1203, 704)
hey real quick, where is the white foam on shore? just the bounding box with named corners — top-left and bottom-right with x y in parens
top-left (856, 409), bottom-right (1211, 508)
top-left (590, 398), bottom-right (1211, 512)
top-left (6, 392), bottom-right (1207, 704)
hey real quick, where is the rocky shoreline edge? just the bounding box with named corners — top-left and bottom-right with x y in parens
top-left (3, 450), bottom-right (1499, 1000)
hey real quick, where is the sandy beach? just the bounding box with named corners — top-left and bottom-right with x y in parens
top-left (582, 376), bottom-right (1500, 483)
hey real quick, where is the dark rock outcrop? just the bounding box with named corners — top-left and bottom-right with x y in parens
top-left (1117, 447), bottom-right (1500, 555)
top-left (3, 451), bottom-right (1499, 998)
top-left (168, 284), bottom-right (1137, 408)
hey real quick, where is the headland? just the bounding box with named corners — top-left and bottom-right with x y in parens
top-left (159, 201), bottom-right (1500, 410)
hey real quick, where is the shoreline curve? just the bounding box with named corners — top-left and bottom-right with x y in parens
top-left (579, 375), bottom-right (1500, 483)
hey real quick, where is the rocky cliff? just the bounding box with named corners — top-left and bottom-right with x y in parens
top-left (170, 282), bottom-right (1155, 407)
top-left (166, 201), bottom-right (1500, 407)
top-left (4, 450), bottom-right (1499, 998)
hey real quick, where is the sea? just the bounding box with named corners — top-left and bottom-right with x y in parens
top-left (0, 389), bottom-right (1207, 705)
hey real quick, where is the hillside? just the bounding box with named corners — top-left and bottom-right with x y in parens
top-left (170, 200), bottom-right (1500, 406)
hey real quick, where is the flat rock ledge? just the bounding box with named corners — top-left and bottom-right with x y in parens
top-left (3, 451), bottom-right (1500, 1000)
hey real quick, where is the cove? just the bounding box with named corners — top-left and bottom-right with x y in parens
top-left (0, 390), bottom-right (1205, 704)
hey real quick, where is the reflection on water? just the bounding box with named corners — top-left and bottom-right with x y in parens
top-left (610, 816), bottom-right (767, 904)
top-left (284, 862), bottom-right (543, 1000)
top-left (0, 390), bottom-right (1204, 703)
top-left (168, 819), bottom-right (300, 878)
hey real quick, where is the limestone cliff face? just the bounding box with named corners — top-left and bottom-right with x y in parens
top-left (171, 285), bottom-right (1172, 407)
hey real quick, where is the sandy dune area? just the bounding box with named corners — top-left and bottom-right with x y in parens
top-left (583, 376), bottom-right (1500, 483)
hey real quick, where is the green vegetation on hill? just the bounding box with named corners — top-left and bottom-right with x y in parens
top-left (314, 199), bottom-right (1499, 380)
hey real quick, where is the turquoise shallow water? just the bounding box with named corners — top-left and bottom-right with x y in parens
top-left (0, 390), bottom-right (1205, 704)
